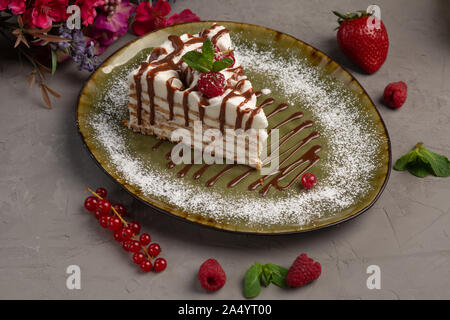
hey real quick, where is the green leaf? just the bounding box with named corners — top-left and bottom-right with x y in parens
top-left (394, 143), bottom-right (450, 178)
top-left (182, 50), bottom-right (203, 69)
top-left (332, 10), bottom-right (347, 20)
top-left (202, 39), bottom-right (214, 63)
top-left (406, 159), bottom-right (433, 178)
top-left (394, 150), bottom-right (417, 171)
top-left (244, 263), bottom-right (263, 299)
top-left (198, 56), bottom-right (213, 71)
top-left (182, 39), bottom-right (220, 73)
top-left (51, 49), bottom-right (57, 75)
top-left (417, 145), bottom-right (450, 177)
top-left (261, 265), bottom-right (272, 287)
top-left (212, 57), bottom-right (233, 72)
top-left (264, 263), bottom-right (289, 288)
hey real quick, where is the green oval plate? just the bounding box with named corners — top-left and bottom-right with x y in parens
top-left (77, 21), bottom-right (391, 234)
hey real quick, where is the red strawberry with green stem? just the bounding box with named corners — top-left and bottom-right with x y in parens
top-left (333, 10), bottom-right (389, 74)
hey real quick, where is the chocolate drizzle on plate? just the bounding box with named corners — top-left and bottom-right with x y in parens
top-left (152, 140), bottom-right (164, 151)
top-left (153, 96), bottom-right (321, 196)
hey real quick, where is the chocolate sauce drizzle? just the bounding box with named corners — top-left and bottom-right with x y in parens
top-left (152, 140), bottom-right (164, 151)
top-left (133, 62), bottom-right (149, 125)
top-left (156, 97), bottom-right (321, 196)
top-left (211, 29), bottom-right (229, 45)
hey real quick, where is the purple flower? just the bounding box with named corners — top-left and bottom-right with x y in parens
top-left (56, 25), bottom-right (99, 72)
top-left (86, 0), bottom-right (135, 54)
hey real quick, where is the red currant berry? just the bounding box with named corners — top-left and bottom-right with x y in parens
top-left (122, 240), bottom-right (132, 252)
top-left (95, 187), bottom-right (107, 199)
top-left (148, 243), bottom-right (161, 257)
top-left (301, 172), bottom-right (317, 189)
top-left (140, 259), bottom-right (153, 272)
top-left (84, 196), bottom-right (98, 212)
top-left (129, 221), bottom-right (141, 235)
top-left (97, 199), bottom-right (111, 214)
top-left (154, 258), bottom-right (167, 272)
top-left (93, 209), bottom-right (103, 220)
top-left (120, 227), bottom-right (133, 240)
top-left (132, 252), bottom-right (145, 265)
top-left (113, 230), bottom-right (123, 242)
top-left (129, 240), bottom-right (141, 253)
top-left (99, 215), bottom-right (110, 228)
top-left (112, 203), bottom-right (127, 216)
top-left (107, 216), bottom-right (122, 231)
top-left (139, 233), bottom-right (151, 246)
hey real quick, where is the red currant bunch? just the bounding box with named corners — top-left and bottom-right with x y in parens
top-left (83, 187), bottom-right (167, 273)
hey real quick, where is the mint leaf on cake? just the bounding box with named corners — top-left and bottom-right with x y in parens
top-left (182, 39), bottom-right (233, 73)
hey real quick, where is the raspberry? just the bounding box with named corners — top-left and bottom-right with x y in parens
top-left (286, 253), bottom-right (321, 287)
top-left (214, 47), bottom-right (235, 67)
top-left (197, 72), bottom-right (225, 98)
top-left (383, 81), bottom-right (407, 109)
top-left (213, 45), bottom-right (224, 60)
top-left (198, 259), bottom-right (226, 291)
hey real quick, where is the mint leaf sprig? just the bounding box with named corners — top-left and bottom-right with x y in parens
top-left (244, 262), bottom-right (289, 299)
top-left (394, 142), bottom-right (450, 177)
top-left (182, 39), bottom-right (233, 73)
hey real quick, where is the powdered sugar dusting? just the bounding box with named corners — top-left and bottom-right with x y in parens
top-left (87, 40), bottom-right (386, 230)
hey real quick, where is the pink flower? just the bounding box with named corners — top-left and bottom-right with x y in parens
top-left (131, 0), bottom-right (200, 36)
top-left (75, 0), bottom-right (105, 26)
top-left (86, 0), bottom-right (134, 54)
top-left (166, 9), bottom-right (200, 26)
top-left (0, 0), bottom-right (26, 15)
top-left (27, 0), bottom-right (68, 29)
top-left (0, 0), bottom-right (7, 11)
top-left (0, 0), bottom-right (11, 11)
top-left (131, 0), bottom-right (171, 36)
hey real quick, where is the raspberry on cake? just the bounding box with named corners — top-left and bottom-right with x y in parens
top-left (125, 24), bottom-right (269, 169)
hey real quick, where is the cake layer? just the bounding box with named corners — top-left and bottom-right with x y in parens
top-left (125, 106), bottom-right (264, 168)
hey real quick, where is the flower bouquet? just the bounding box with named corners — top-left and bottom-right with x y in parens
top-left (0, 0), bottom-right (199, 107)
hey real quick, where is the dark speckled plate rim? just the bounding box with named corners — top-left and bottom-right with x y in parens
top-left (76, 20), bottom-right (392, 235)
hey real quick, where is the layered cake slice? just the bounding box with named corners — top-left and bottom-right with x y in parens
top-left (126, 24), bottom-right (268, 168)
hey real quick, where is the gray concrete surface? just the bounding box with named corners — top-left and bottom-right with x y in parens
top-left (1, 0), bottom-right (450, 299)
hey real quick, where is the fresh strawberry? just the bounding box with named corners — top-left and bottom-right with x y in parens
top-left (333, 10), bottom-right (389, 74)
